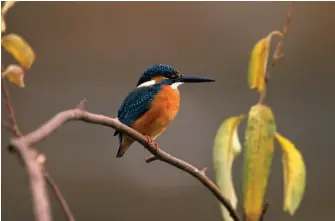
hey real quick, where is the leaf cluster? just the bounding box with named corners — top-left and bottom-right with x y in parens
top-left (2, 1), bottom-right (36, 88)
top-left (213, 4), bottom-right (306, 221)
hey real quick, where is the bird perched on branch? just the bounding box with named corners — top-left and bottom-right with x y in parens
top-left (114, 64), bottom-right (215, 158)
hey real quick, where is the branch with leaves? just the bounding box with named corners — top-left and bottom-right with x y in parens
top-left (1, 5), bottom-right (240, 221)
top-left (2, 2), bottom-right (75, 221)
top-left (212, 2), bottom-right (306, 221)
top-left (2, 2), bottom-right (305, 221)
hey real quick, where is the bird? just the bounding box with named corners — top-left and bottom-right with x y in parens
top-left (114, 64), bottom-right (215, 158)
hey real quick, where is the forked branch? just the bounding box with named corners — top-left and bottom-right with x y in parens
top-left (8, 100), bottom-right (241, 221)
top-left (2, 80), bottom-right (75, 221)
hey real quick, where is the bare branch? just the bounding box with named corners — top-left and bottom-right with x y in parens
top-left (8, 100), bottom-right (241, 221)
top-left (2, 80), bottom-right (76, 221)
top-left (200, 167), bottom-right (208, 176)
top-left (272, 2), bottom-right (295, 66)
top-left (76, 98), bottom-right (87, 110)
top-left (2, 120), bottom-right (16, 135)
top-left (10, 139), bottom-right (52, 221)
top-left (259, 202), bottom-right (270, 221)
top-left (44, 170), bottom-right (75, 221)
top-left (145, 155), bottom-right (158, 163)
top-left (2, 80), bottom-right (22, 136)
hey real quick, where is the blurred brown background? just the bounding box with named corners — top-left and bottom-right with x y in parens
top-left (2, 2), bottom-right (335, 221)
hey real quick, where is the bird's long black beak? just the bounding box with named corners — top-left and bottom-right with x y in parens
top-left (178, 74), bottom-right (215, 83)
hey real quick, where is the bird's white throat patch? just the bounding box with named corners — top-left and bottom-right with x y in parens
top-left (171, 82), bottom-right (184, 89)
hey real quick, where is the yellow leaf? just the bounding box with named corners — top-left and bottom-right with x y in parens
top-left (275, 133), bottom-right (306, 215)
top-left (3, 64), bottom-right (25, 88)
top-left (1, 1), bottom-right (16, 16)
top-left (248, 37), bottom-right (269, 92)
top-left (2, 16), bottom-right (6, 33)
top-left (2, 33), bottom-right (36, 69)
top-left (213, 115), bottom-right (245, 221)
top-left (243, 104), bottom-right (276, 221)
top-left (248, 31), bottom-right (283, 93)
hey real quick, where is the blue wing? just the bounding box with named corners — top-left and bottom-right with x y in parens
top-left (114, 86), bottom-right (158, 136)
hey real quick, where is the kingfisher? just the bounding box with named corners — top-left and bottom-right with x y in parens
top-left (114, 64), bottom-right (215, 158)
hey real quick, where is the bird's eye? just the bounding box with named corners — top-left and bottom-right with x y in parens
top-left (171, 73), bottom-right (181, 79)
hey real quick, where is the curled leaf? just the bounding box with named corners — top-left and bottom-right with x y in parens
top-left (275, 133), bottom-right (306, 215)
top-left (213, 115), bottom-right (245, 221)
top-left (243, 104), bottom-right (276, 221)
top-left (1, 1), bottom-right (16, 16)
top-left (248, 37), bottom-right (269, 92)
top-left (3, 64), bottom-right (25, 88)
top-left (2, 33), bottom-right (36, 69)
top-left (248, 31), bottom-right (283, 92)
top-left (1, 1), bottom-right (16, 33)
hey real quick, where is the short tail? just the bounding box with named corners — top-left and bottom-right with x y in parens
top-left (116, 134), bottom-right (134, 158)
top-left (116, 146), bottom-right (126, 158)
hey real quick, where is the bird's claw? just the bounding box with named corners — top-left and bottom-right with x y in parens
top-left (144, 135), bottom-right (158, 151)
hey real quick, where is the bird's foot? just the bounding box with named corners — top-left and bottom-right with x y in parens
top-left (144, 135), bottom-right (158, 151)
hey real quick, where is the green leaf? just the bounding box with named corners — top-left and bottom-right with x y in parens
top-left (213, 115), bottom-right (245, 221)
top-left (243, 104), bottom-right (276, 221)
top-left (275, 133), bottom-right (306, 215)
top-left (2, 33), bottom-right (36, 69)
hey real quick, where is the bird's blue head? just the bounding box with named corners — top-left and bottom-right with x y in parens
top-left (136, 64), bottom-right (215, 87)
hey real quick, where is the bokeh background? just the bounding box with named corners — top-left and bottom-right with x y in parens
top-left (2, 2), bottom-right (335, 221)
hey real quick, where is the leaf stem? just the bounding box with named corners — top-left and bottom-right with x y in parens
top-left (258, 2), bottom-right (295, 104)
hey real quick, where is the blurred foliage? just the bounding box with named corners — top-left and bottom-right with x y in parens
top-left (1, 1), bottom-right (36, 88)
top-left (213, 115), bottom-right (245, 221)
top-left (213, 8), bottom-right (306, 221)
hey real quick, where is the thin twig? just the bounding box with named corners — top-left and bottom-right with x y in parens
top-left (2, 80), bottom-right (22, 136)
top-left (8, 100), bottom-right (241, 221)
top-left (200, 167), bottom-right (208, 175)
top-left (145, 155), bottom-right (158, 163)
top-left (259, 202), bottom-right (270, 221)
top-left (258, 2), bottom-right (295, 104)
top-left (44, 170), bottom-right (75, 221)
top-left (2, 80), bottom-right (76, 221)
top-left (2, 120), bottom-right (16, 135)
top-left (272, 2), bottom-right (295, 67)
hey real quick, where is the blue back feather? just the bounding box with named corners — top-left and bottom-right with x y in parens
top-left (115, 79), bottom-right (173, 141)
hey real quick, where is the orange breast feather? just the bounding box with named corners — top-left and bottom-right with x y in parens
top-left (131, 85), bottom-right (180, 139)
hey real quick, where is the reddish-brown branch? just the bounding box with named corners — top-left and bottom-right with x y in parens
top-left (2, 80), bottom-right (22, 136)
top-left (258, 2), bottom-right (295, 104)
top-left (8, 100), bottom-right (241, 221)
top-left (272, 2), bottom-right (295, 67)
top-left (2, 80), bottom-right (76, 221)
